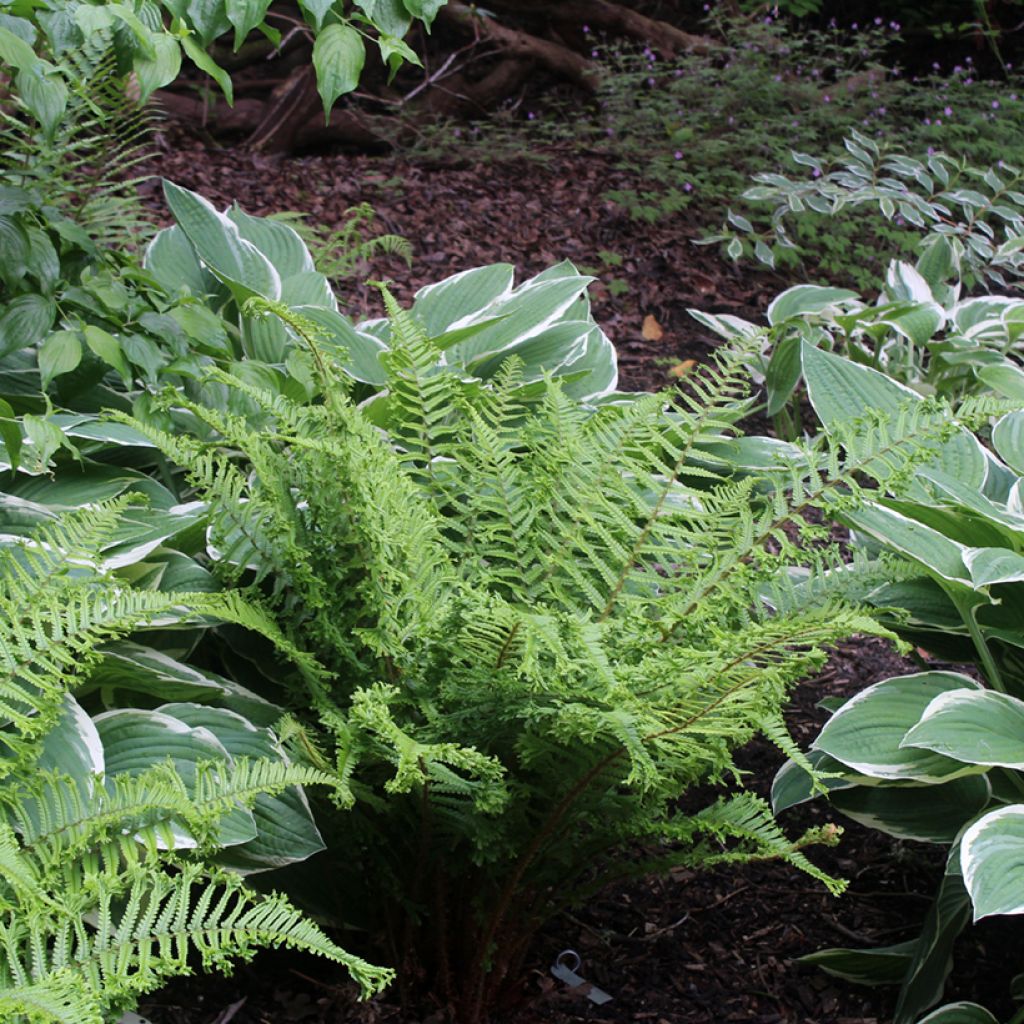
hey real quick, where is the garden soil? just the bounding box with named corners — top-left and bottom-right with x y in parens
top-left (138, 136), bottom-right (1018, 1024)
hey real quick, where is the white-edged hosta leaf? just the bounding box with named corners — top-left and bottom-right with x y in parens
top-left (993, 411), bottom-right (1024, 475)
top-left (917, 1004), bottom-right (999, 1024)
top-left (978, 363), bottom-right (1024, 401)
top-left (36, 694), bottom-right (104, 780)
top-left (802, 344), bottom-right (988, 490)
top-left (812, 672), bottom-right (984, 781)
top-left (960, 805), bottom-right (1024, 919)
top-left (830, 774), bottom-right (991, 843)
top-left (766, 284), bottom-right (859, 325)
top-left (143, 224), bottom-right (216, 298)
top-left (163, 181), bottom-right (280, 301)
top-left (88, 644), bottom-right (281, 727)
top-left (800, 941), bottom-right (916, 987)
top-left (771, 748), bottom-right (860, 813)
top-left (411, 263), bottom-right (515, 336)
top-left (94, 708), bottom-right (256, 850)
top-left (904, 689), bottom-right (1024, 769)
top-left (294, 305), bottom-right (387, 385)
top-left (157, 702), bottom-right (325, 872)
top-left (227, 204), bottom-right (314, 278)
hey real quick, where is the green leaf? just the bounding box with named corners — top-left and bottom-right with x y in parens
top-left (38, 330), bottom-right (82, 387)
top-left (0, 294), bottom-right (57, 357)
top-left (0, 23), bottom-right (39, 69)
top-left (961, 805), bottom-right (1024, 919)
top-left (84, 325), bottom-right (130, 384)
top-left (134, 32), bottom-right (181, 100)
top-left (813, 672), bottom-right (984, 782)
top-left (801, 941), bottom-right (917, 987)
top-left (893, 866), bottom-right (971, 1024)
top-left (411, 263), bottom-right (515, 337)
top-left (766, 284), bottom-right (859, 326)
top-left (180, 30), bottom-right (233, 104)
top-left (94, 707), bottom-right (257, 850)
top-left (917, 1004), bottom-right (999, 1024)
top-left (294, 305), bottom-right (387, 385)
top-left (225, 0), bottom-right (272, 49)
top-left (978, 363), bottom-right (1024, 401)
top-left (770, 748), bottom-right (859, 812)
top-left (992, 411), bottom-right (1024, 475)
top-left (298, 0), bottom-right (333, 30)
top-left (402, 0), bottom-right (446, 29)
top-left (163, 181), bottom-right (280, 300)
top-left (802, 344), bottom-right (988, 491)
top-left (17, 62), bottom-right (67, 138)
top-left (36, 694), bottom-right (104, 779)
top-left (144, 224), bottom-right (216, 298)
top-left (157, 702), bottom-right (325, 873)
top-left (228, 204), bottom-right (314, 278)
top-left (312, 23), bottom-right (365, 118)
top-left (830, 774), bottom-right (991, 843)
top-left (765, 333), bottom-right (803, 417)
top-left (0, 398), bottom-right (22, 472)
top-left (905, 689), bottom-right (1024, 770)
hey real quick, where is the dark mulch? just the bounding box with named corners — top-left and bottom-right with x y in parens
top-left (136, 133), bottom-right (1019, 1024)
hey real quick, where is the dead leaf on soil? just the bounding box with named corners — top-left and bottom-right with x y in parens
top-left (642, 314), bottom-right (664, 341)
top-left (669, 359), bottom-right (696, 378)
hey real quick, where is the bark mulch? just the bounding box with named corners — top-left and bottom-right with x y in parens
top-left (136, 135), bottom-right (1019, 1024)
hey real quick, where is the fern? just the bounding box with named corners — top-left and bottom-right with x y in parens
top-left (124, 292), bottom-right (956, 1020)
top-left (0, 505), bottom-right (388, 1021)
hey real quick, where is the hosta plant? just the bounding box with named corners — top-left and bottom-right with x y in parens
top-left (110, 277), bottom-right (969, 1022)
top-left (770, 345), bottom-right (1024, 1023)
top-left (693, 245), bottom-right (1024, 438)
top-left (0, 502), bottom-right (388, 1023)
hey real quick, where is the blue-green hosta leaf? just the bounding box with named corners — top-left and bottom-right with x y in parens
top-left (94, 708), bottom-right (257, 850)
top-left (466, 320), bottom-right (593, 380)
top-left (88, 644), bottom-right (281, 727)
top-left (963, 547), bottom-right (1024, 587)
top-left (766, 284), bottom-right (859, 325)
top-left (3, 465), bottom-right (175, 512)
top-left (917, 1005), bottom-right (999, 1024)
top-left (411, 263), bottom-right (515, 337)
top-left (446, 270), bottom-right (595, 366)
top-left (771, 748), bottom-right (860, 813)
top-left (157, 702), bottom-right (325, 872)
top-left (977, 363), bottom-right (1024, 401)
top-left (36, 694), bottom-right (104, 780)
top-left (312, 23), bottom-right (365, 117)
top-left (163, 181), bottom-right (280, 301)
top-left (144, 224), bottom-right (218, 298)
top-left (812, 672), bottom-right (984, 781)
top-left (281, 270), bottom-right (336, 309)
top-left (830, 774), bottom-right (991, 843)
top-left (802, 344), bottom-right (988, 491)
top-left (47, 415), bottom-right (157, 449)
top-left (843, 503), bottom-right (970, 585)
top-left (227, 204), bottom-right (315, 278)
top-left (295, 305), bottom-right (387, 385)
top-left (874, 301), bottom-right (945, 346)
top-left (904, 689), bottom-right (1024, 769)
top-left (800, 941), bottom-right (917, 987)
top-left (993, 411), bottom-right (1024, 476)
top-left (558, 325), bottom-right (618, 401)
top-left (960, 805), bottom-right (1024, 919)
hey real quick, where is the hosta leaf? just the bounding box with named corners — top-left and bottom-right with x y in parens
top-left (163, 181), bottom-right (280, 300)
top-left (802, 344), bottom-right (988, 490)
top-left (228, 204), bottom-right (315, 278)
top-left (158, 702), bottom-right (325, 872)
top-left (812, 672), bottom-right (984, 781)
top-left (992, 411), bottom-right (1024, 475)
top-left (830, 774), bottom-right (991, 843)
top-left (905, 689), bottom-right (1024, 769)
top-left (295, 305), bottom-right (388, 385)
top-left (960, 805), bottom-right (1024, 919)
top-left (411, 263), bottom-right (515, 336)
top-left (144, 224), bottom-right (216, 298)
top-left (766, 284), bottom-right (859, 325)
top-left (918, 1004), bottom-right (999, 1024)
top-left (94, 708), bottom-right (257, 850)
top-left (801, 941), bottom-right (917, 986)
top-left (0, 294), bottom-right (56, 357)
top-left (770, 748), bottom-right (859, 813)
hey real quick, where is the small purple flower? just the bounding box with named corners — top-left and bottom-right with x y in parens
top-left (812, 168), bottom-right (822, 178)
top-left (932, 62), bottom-right (940, 71)
top-left (1011, 93), bottom-right (1019, 101)
top-left (874, 17), bottom-right (882, 25)
top-left (591, 49), bottom-right (599, 57)
top-left (924, 117), bottom-right (931, 125)
top-left (993, 99), bottom-right (1001, 109)
top-left (674, 150), bottom-right (683, 160)
top-left (944, 105), bottom-right (952, 115)
top-left (890, 21), bottom-right (900, 30)
top-left (852, 21), bottom-right (858, 29)
top-left (928, 146), bottom-right (935, 155)
top-left (646, 76), bottom-right (655, 86)
top-left (823, 93), bottom-right (831, 103)
top-left (965, 77), bottom-right (973, 85)
top-left (683, 182), bottom-right (694, 192)
top-left (877, 106), bottom-right (887, 116)
top-left (527, 111), bottom-right (535, 120)
top-left (582, 23), bottom-right (590, 32)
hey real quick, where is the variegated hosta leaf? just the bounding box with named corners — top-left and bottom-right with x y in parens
top-left (812, 672), bottom-right (984, 782)
top-left (960, 805), bottom-right (1024, 919)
